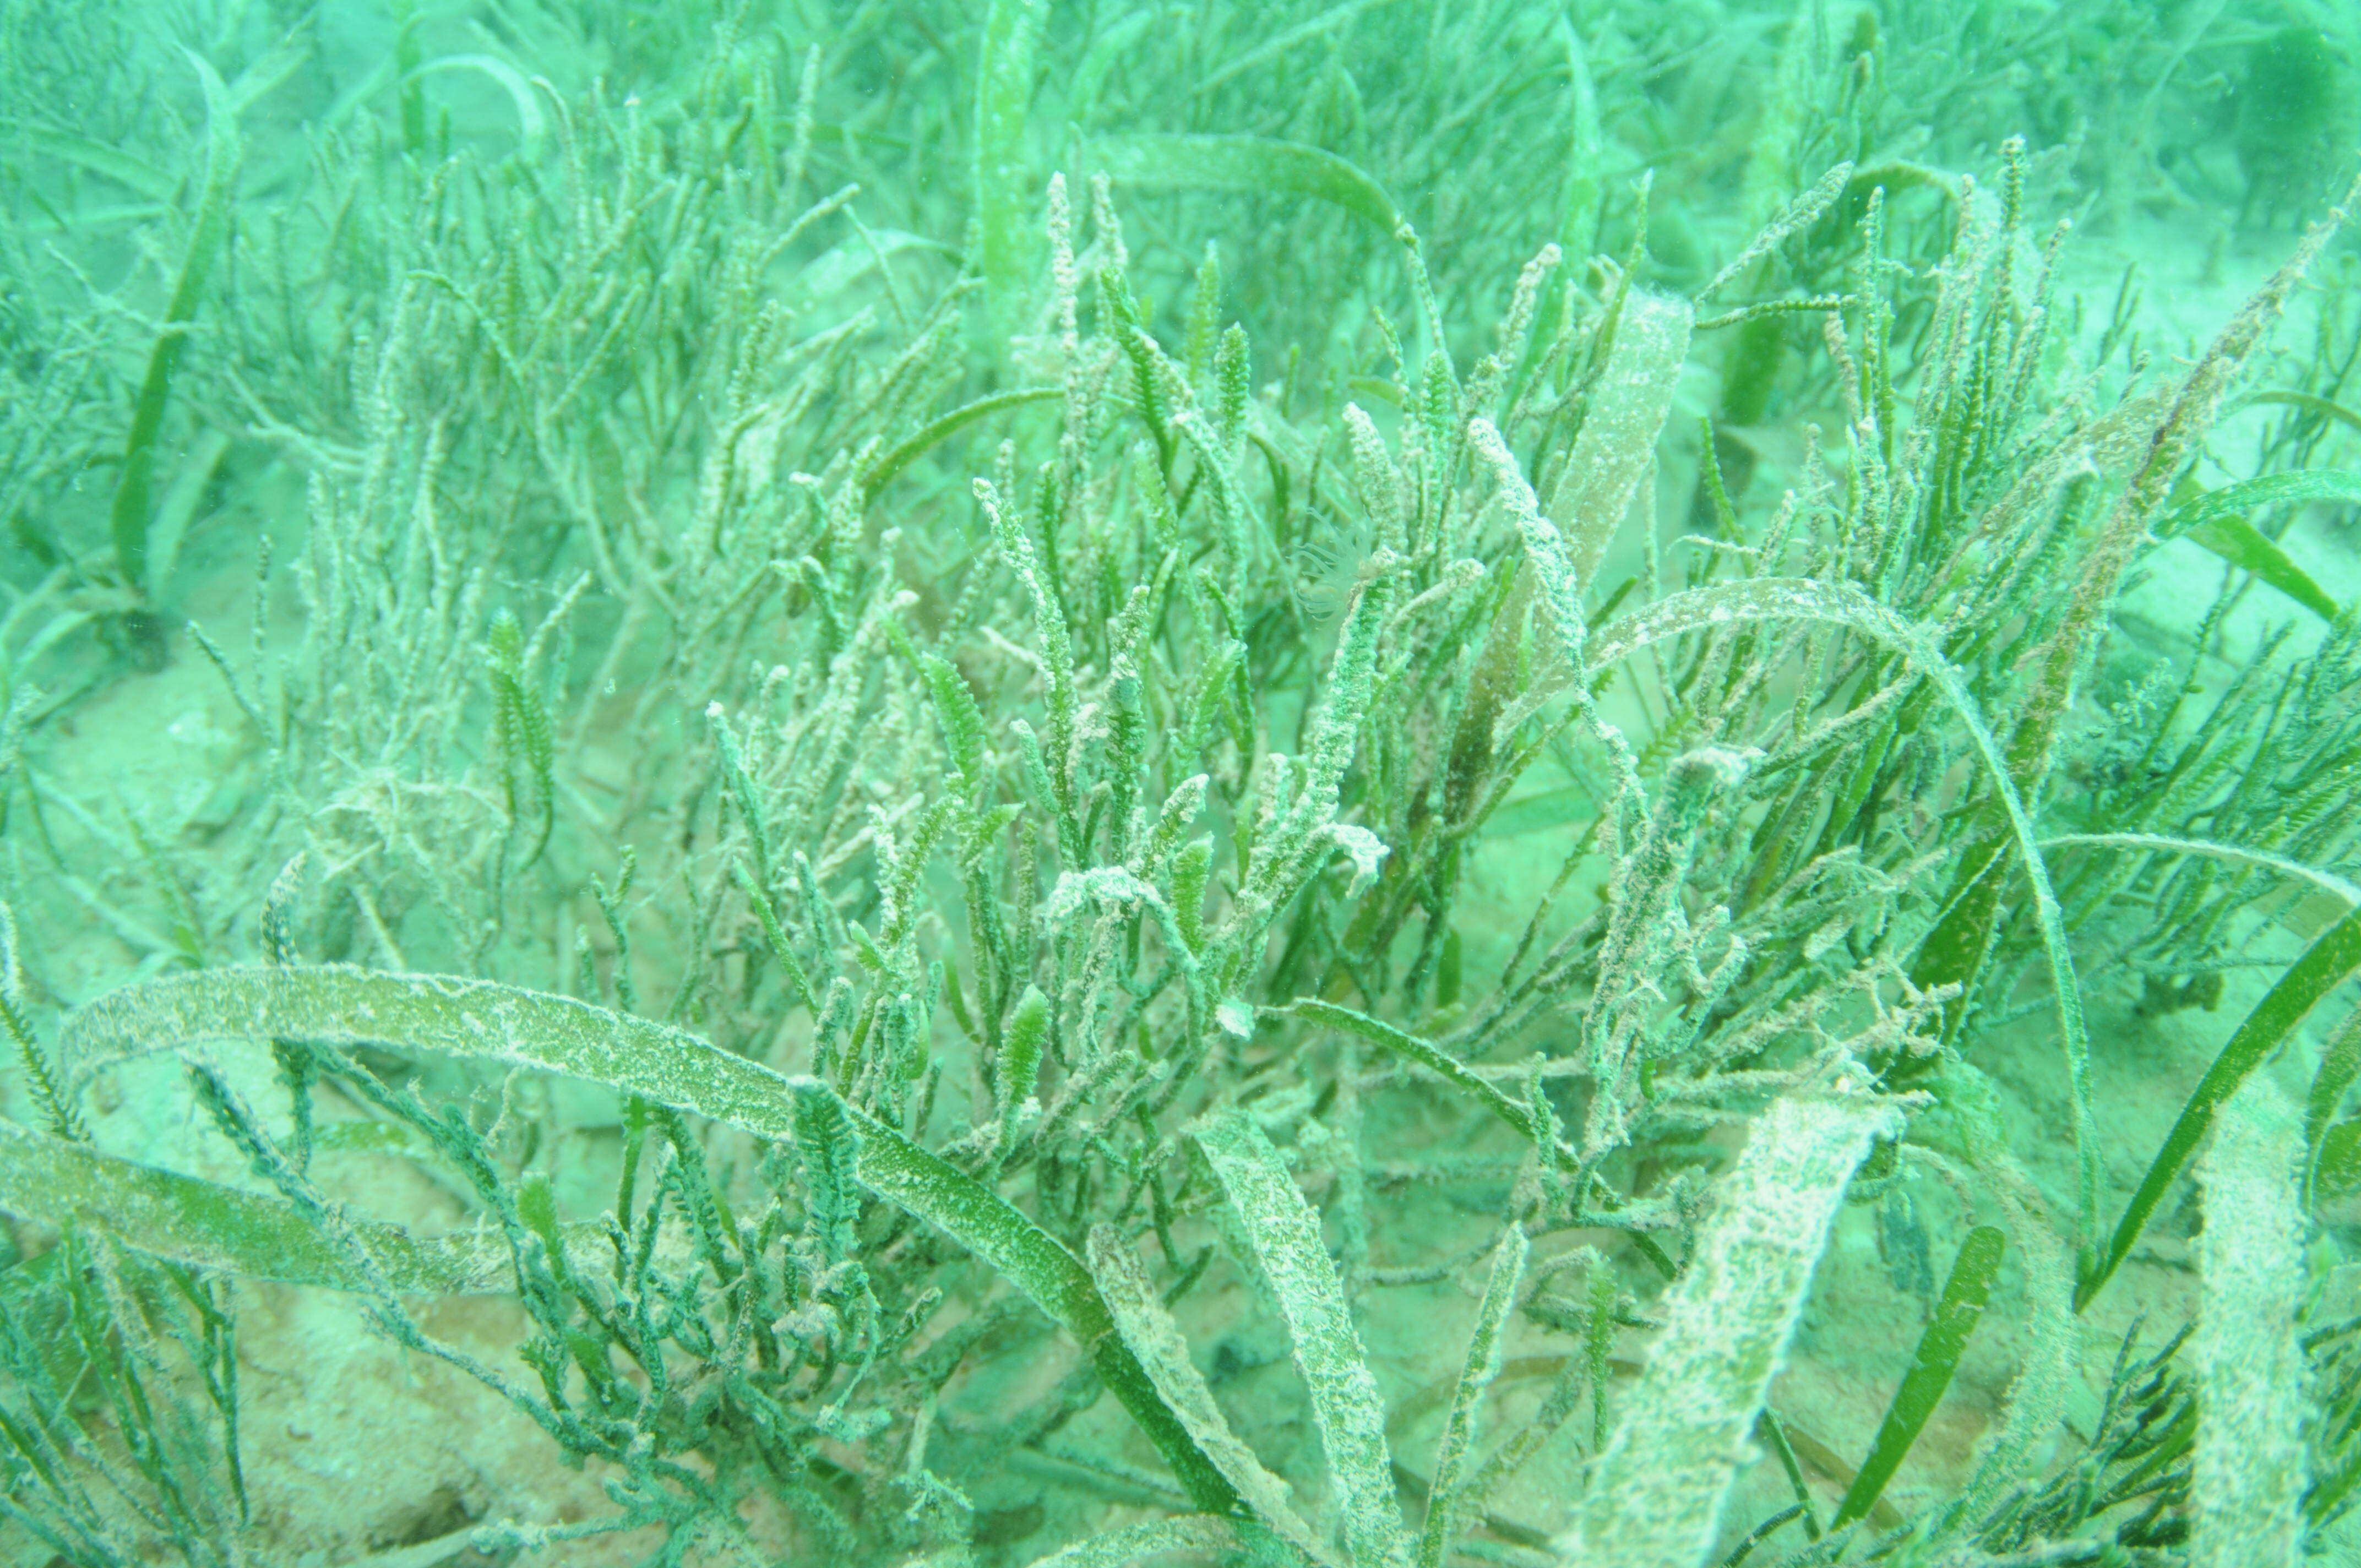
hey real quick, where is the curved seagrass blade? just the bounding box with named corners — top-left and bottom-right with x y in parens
top-left (2191, 1085), bottom-right (2305, 1568)
top-left (1413, 1226), bottom-right (1526, 1568)
top-left (1089, 133), bottom-right (1401, 233)
top-left (1086, 1223), bottom-right (1339, 1568)
top-left (1552, 1090), bottom-right (1902, 1568)
top-left (1830, 1224), bottom-right (2005, 1532)
top-left (1193, 1108), bottom-right (1414, 1568)
top-left (1017, 1513), bottom-right (1248, 1568)
top-left (51, 964), bottom-right (1241, 1516)
top-left (0, 1115), bottom-right (580, 1295)
top-left (2081, 901), bottom-right (2361, 1310)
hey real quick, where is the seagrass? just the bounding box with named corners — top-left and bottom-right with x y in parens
top-left (2, 4), bottom-right (2360, 1566)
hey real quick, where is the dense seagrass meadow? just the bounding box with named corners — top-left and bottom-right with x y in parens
top-left (3, 1), bottom-right (2361, 1564)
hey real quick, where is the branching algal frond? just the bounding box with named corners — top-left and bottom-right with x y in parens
top-left (0, 905), bottom-right (82, 1144)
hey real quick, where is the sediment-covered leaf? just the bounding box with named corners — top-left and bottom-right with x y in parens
top-left (2191, 1086), bottom-right (2306, 1568)
top-left (1091, 133), bottom-right (1401, 232)
top-left (1414, 1226), bottom-right (1526, 1568)
top-left (1543, 290), bottom-right (1693, 585)
top-left (0, 1117), bottom-right (573, 1295)
top-left (1551, 1091), bottom-right (1901, 1568)
top-left (1193, 1108), bottom-right (1413, 1568)
top-left (1087, 1224), bottom-right (1335, 1567)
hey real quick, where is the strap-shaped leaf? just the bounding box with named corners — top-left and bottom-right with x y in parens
top-left (807, 1078), bottom-right (1241, 1513)
top-left (111, 50), bottom-right (240, 592)
top-left (56, 966), bottom-right (1239, 1515)
top-left (1415, 1226), bottom-right (1526, 1568)
top-left (2038, 834), bottom-right (2361, 911)
top-left (2191, 1088), bottom-right (2306, 1568)
top-left (2238, 390), bottom-right (2361, 433)
top-left (1091, 133), bottom-right (1400, 232)
top-left (2081, 902), bottom-right (2361, 1308)
top-left (2150, 468), bottom-right (2361, 540)
top-left (1087, 1225), bottom-right (1337, 1568)
top-left (1572, 572), bottom-right (2103, 1264)
top-left (1544, 290), bottom-right (1693, 586)
top-left (974, 0), bottom-right (1048, 331)
top-left (1552, 1091), bottom-right (1901, 1568)
top-left (0, 1117), bottom-right (556, 1295)
top-left (1193, 1108), bottom-right (1412, 1568)
top-left (1020, 1514), bottom-right (1243, 1568)
top-left (863, 386), bottom-right (1061, 499)
top-left (1830, 1225), bottom-right (2004, 1531)
top-left (1281, 1000), bottom-right (1558, 1162)
top-left (2303, 1006), bottom-right (2361, 1205)
top-left (2182, 510), bottom-right (2343, 622)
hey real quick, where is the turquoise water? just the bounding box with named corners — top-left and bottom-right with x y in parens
top-left (2, 3), bottom-right (2359, 1565)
